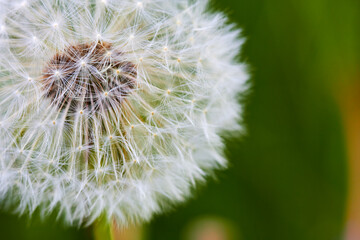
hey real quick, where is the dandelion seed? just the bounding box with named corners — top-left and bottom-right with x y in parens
top-left (0, 0), bottom-right (249, 226)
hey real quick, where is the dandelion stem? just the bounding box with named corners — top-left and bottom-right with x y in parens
top-left (110, 220), bottom-right (144, 240)
top-left (93, 217), bottom-right (144, 240)
top-left (93, 217), bottom-right (113, 240)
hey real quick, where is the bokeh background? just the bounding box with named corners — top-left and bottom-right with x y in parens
top-left (0, 0), bottom-right (359, 239)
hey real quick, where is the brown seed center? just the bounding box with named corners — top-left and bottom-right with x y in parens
top-left (42, 41), bottom-right (136, 113)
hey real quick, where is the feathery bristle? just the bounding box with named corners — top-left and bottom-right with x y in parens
top-left (0, 0), bottom-right (249, 226)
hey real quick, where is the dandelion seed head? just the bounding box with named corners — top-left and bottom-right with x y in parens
top-left (0, 0), bottom-right (249, 226)
top-left (42, 41), bottom-right (136, 113)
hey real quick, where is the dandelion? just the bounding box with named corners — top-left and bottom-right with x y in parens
top-left (0, 0), bottom-right (248, 226)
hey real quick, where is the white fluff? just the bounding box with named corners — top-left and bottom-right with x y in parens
top-left (0, 0), bottom-right (248, 226)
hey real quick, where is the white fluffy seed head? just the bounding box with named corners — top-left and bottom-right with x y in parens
top-left (0, 0), bottom-right (248, 226)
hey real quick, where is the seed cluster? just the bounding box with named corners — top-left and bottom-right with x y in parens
top-left (0, 0), bottom-right (248, 226)
top-left (42, 42), bottom-right (137, 113)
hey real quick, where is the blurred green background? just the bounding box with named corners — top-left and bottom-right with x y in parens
top-left (1, 0), bottom-right (359, 239)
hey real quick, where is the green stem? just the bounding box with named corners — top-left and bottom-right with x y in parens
top-left (93, 216), bottom-right (113, 240)
top-left (93, 217), bottom-right (144, 240)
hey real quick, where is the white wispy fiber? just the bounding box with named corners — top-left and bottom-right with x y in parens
top-left (0, 0), bottom-right (248, 226)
